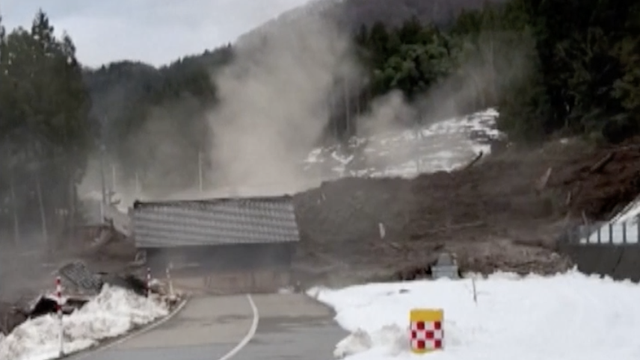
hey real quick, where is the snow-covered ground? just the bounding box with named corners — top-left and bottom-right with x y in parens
top-left (310, 271), bottom-right (640, 360)
top-left (0, 285), bottom-right (169, 360)
top-left (303, 109), bottom-right (502, 178)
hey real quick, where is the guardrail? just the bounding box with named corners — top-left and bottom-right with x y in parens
top-left (559, 216), bottom-right (640, 282)
top-left (561, 217), bottom-right (640, 245)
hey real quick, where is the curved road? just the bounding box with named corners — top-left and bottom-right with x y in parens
top-left (75, 293), bottom-right (345, 360)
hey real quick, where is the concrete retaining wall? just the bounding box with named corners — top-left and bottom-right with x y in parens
top-left (144, 243), bottom-right (295, 273)
top-left (560, 243), bottom-right (640, 281)
top-left (203, 268), bottom-right (291, 294)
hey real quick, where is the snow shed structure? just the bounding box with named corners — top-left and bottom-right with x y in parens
top-left (131, 195), bottom-right (300, 294)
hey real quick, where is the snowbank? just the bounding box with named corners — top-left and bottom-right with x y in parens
top-left (310, 271), bottom-right (640, 360)
top-left (0, 285), bottom-right (169, 360)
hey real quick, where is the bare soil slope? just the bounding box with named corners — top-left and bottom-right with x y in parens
top-left (293, 138), bottom-right (640, 282)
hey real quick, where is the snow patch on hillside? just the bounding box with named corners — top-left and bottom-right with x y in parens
top-left (303, 108), bottom-right (502, 178)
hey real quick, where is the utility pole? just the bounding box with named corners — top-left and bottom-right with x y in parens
top-left (7, 145), bottom-right (19, 245)
top-left (35, 171), bottom-right (48, 245)
top-left (10, 171), bottom-right (19, 245)
top-left (355, 85), bottom-right (361, 117)
top-left (198, 151), bottom-right (204, 192)
top-left (111, 164), bottom-right (117, 194)
top-left (344, 77), bottom-right (350, 138)
top-left (99, 118), bottom-right (107, 222)
top-left (330, 80), bottom-right (338, 140)
top-left (135, 172), bottom-right (141, 196)
top-left (99, 144), bottom-right (106, 221)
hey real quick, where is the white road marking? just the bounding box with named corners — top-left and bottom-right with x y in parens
top-left (218, 294), bottom-right (259, 360)
top-left (69, 297), bottom-right (190, 359)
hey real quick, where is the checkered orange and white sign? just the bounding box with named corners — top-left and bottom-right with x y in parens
top-left (410, 309), bottom-right (444, 353)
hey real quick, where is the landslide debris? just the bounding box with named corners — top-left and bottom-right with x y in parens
top-left (293, 138), bottom-right (640, 283)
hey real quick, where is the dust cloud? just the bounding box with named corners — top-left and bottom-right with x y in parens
top-left (206, 15), bottom-right (362, 195)
top-left (128, 101), bottom-right (205, 192)
top-left (79, 22), bottom-right (536, 202)
top-left (356, 90), bottom-right (418, 138)
top-left (421, 31), bottom-right (536, 122)
top-left (79, 94), bottom-right (210, 207)
top-left (0, 235), bottom-right (51, 302)
top-left (361, 31), bottom-right (535, 136)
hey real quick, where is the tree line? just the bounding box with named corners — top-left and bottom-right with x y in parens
top-left (0, 0), bottom-right (638, 244)
top-left (0, 11), bottom-right (89, 246)
top-left (355, 0), bottom-right (640, 142)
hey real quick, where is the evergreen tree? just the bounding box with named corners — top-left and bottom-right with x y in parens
top-left (0, 10), bottom-right (92, 243)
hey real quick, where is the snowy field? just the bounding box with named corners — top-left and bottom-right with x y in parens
top-left (0, 285), bottom-right (169, 360)
top-left (310, 271), bottom-right (640, 360)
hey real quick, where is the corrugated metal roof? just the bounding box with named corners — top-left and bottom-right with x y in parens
top-left (131, 195), bottom-right (300, 248)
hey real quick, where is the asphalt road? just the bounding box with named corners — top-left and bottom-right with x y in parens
top-left (78, 293), bottom-right (345, 360)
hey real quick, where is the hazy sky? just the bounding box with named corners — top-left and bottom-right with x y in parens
top-left (1, 0), bottom-right (311, 68)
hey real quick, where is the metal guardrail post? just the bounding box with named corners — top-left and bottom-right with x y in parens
top-left (609, 223), bottom-right (613, 244)
top-left (56, 276), bottom-right (64, 356)
top-left (569, 216), bottom-right (640, 247)
top-left (568, 227), bottom-right (574, 244)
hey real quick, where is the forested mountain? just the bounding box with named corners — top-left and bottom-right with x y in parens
top-left (238, 0), bottom-right (509, 42)
top-left (82, 0), bottom-right (508, 189)
top-left (0, 0), bottom-right (639, 244)
top-left (83, 46), bottom-right (232, 187)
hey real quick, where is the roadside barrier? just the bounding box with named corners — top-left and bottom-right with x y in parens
top-left (55, 276), bottom-right (64, 356)
top-left (166, 265), bottom-right (174, 297)
top-left (146, 267), bottom-right (151, 298)
top-left (560, 243), bottom-right (640, 281)
top-left (410, 308), bottom-right (444, 354)
top-left (558, 218), bottom-right (640, 282)
top-left (611, 246), bottom-right (640, 282)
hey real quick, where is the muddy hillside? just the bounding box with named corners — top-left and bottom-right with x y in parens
top-left (292, 138), bottom-right (640, 282)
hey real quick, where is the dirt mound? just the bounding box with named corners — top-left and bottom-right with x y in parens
top-left (49, 224), bottom-right (137, 273)
top-left (0, 302), bottom-right (27, 335)
top-left (293, 137), bottom-right (640, 282)
top-left (549, 141), bottom-right (640, 220)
